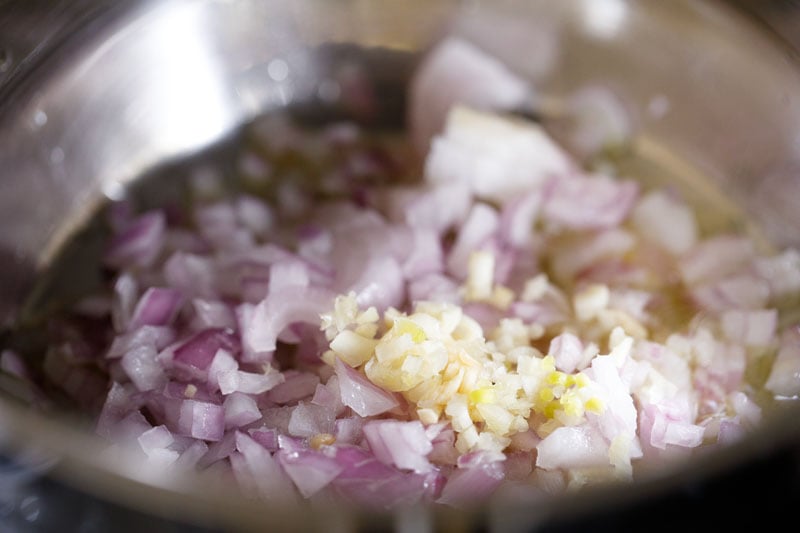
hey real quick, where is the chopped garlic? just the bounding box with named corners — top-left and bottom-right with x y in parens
top-left (608, 434), bottom-right (634, 478)
top-left (462, 250), bottom-right (516, 310)
top-left (324, 296), bottom-right (615, 454)
top-left (417, 407), bottom-right (440, 425)
top-left (330, 330), bottom-right (379, 367)
top-left (465, 250), bottom-right (495, 301)
top-left (309, 433), bottom-right (336, 450)
top-left (489, 285), bottom-right (515, 310)
top-left (522, 274), bottom-right (550, 302)
top-left (573, 284), bottom-right (611, 322)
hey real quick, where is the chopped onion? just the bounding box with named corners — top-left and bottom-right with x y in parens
top-left (536, 425), bottom-right (609, 470)
top-left (766, 327), bottom-right (800, 397)
top-left (223, 392), bottom-right (262, 429)
top-left (542, 174), bottom-right (638, 230)
top-left (277, 448), bottom-right (344, 498)
top-left (173, 399), bottom-right (225, 442)
top-left (334, 358), bottom-right (400, 417)
top-left (425, 106), bottom-right (573, 204)
top-left (36, 64), bottom-right (800, 512)
top-left (436, 452), bottom-right (504, 507)
top-left (173, 328), bottom-right (240, 373)
top-left (409, 36), bottom-right (530, 154)
top-left (363, 420), bottom-right (434, 473)
top-left (239, 287), bottom-right (336, 362)
top-left (104, 210), bottom-right (166, 269)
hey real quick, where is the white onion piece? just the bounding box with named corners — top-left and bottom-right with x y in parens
top-left (232, 371), bottom-right (285, 396)
top-left (403, 182), bottom-right (473, 235)
top-left (260, 407), bottom-right (293, 436)
top-left (634, 341), bottom-right (692, 390)
top-left (350, 256), bottom-right (405, 313)
top-left (728, 391), bottom-right (762, 428)
top-left (107, 325), bottom-right (175, 360)
top-left (268, 259), bottom-right (310, 296)
top-left (249, 428), bottom-right (279, 452)
top-left (436, 452), bottom-right (504, 507)
top-left (195, 202), bottom-right (255, 253)
top-left (138, 425), bottom-right (179, 467)
top-left (754, 249), bottom-right (800, 300)
top-left (363, 420), bottom-right (434, 473)
top-left (277, 448), bottom-right (344, 498)
top-left (510, 301), bottom-right (564, 328)
top-left (287, 402), bottom-right (336, 438)
top-left (585, 351), bottom-right (639, 459)
top-left (229, 452), bottom-right (257, 496)
top-left (721, 309), bottom-right (777, 347)
top-left (267, 371), bottom-right (320, 404)
top-left (207, 348), bottom-right (238, 393)
top-left (402, 229), bottom-right (444, 278)
top-left (542, 174), bottom-right (638, 230)
top-left (334, 417), bottom-right (364, 445)
top-left (536, 425), bottom-right (609, 470)
top-left (331, 446), bottom-right (438, 508)
top-left (428, 427), bottom-right (459, 466)
top-left (408, 273), bottom-right (460, 304)
top-left (550, 228), bottom-right (635, 283)
top-left (334, 358), bottom-right (399, 417)
top-left (608, 289), bottom-right (651, 323)
top-left (678, 236), bottom-right (755, 286)
top-left (766, 327), bottom-right (800, 397)
top-left (277, 434), bottom-right (306, 453)
top-left (221, 243), bottom-right (295, 270)
top-left (106, 411), bottom-right (152, 448)
top-left (446, 202), bottom-right (499, 280)
top-left (173, 440), bottom-right (209, 471)
top-left (238, 287), bottom-right (336, 362)
top-left (547, 333), bottom-right (583, 374)
top-left (691, 275), bottom-right (770, 312)
top-left (129, 287), bottom-right (183, 330)
top-left (631, 190), bottom-right (698, 255)
top-left (639, 399), bottom-right (704, 450)
top-left (223, 392), bottom-right (262, 429)
top-left (174, 400), bottom-right (225, 442)
top-left (191, 299), bottom-right (237, 330)
top-left (674, 329), bottom-right (746, 409)
top-left (425, 106), bottom-right (573, 204)
top-left (198, 431), bottom-right (237, 469)
top-left (235, 194), bottom-right (275, 237)
top-left (121, 344), bottom-right (167, 392)
top-left (234, 431), bottom-right (298, 504)
top-left (409, 37), bottom-right (530, 154)
top-left (104, 210), bottom-right (166, 269)
top-left (111, 273), bottom-right (138, 332)
top-left (173, 328), bottom-right (239, 373)
top-left (311, 375), bottom-right (345, 417)
top-left (564, 85), bottom-right (634, 158)
top-left (498, 190), bottom-right (542, 248)
top-left (95, 382), bottom-right (141, 439)
top-left (164, 252), bottom-right (218, 300)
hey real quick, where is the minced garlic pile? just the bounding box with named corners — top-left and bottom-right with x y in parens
top-left (321, 250), bottom-right (626, 456)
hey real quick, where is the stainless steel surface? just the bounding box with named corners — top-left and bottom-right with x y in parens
top-left (1, 0), bottom-right (800, 530)
top-left (0, 1), bottom-right (117, 88)
top-left (731, 0), bottom-right (800, 50)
